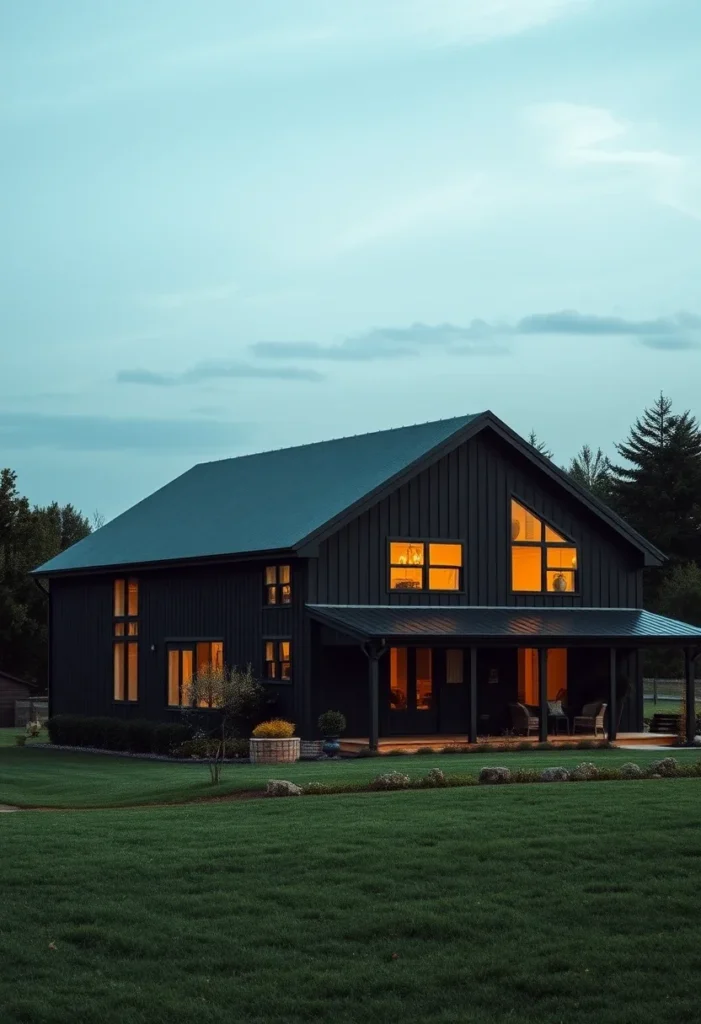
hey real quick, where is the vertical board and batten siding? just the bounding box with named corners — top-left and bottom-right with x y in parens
top-left (50, 560), bottom-right (304, 721)
top-left (308, 429), bottom-right (643, 608)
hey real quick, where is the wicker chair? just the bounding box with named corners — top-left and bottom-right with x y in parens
top-left (573, 702), bottom-right (608, 738)
top-left (509, 702), bottom-right (539, 737)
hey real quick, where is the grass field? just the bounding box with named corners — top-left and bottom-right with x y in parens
top-left (3, 781), bottom-right (701, 1024)
top-left (0, 733), bottom-right (699, 808)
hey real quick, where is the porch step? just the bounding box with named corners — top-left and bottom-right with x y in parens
top-left (650, 713), bottom-right (681, 734)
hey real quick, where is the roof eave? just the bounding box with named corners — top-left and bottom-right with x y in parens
top-left (31, 546), bottom-right (298, 579)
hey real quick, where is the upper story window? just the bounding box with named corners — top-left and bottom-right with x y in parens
top-left (511, 500), bottom-right (578, 593)
top-left (389, 541), bottom-right (463, 592)
top-left (264, 640), bottom-right (291, 681)
top-left (265, 565), bottom-right (291, 605)
top-left (113, 578), bottom-right (138, 701)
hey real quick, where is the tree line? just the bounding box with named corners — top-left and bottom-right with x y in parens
top-left (0, 469), bottom-right (91, 686)
top-left (2, 394), bottom-right (700, 686)
top-left (533, 394), bottom-right (701, 667)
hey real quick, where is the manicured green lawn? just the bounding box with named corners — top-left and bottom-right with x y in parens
top-left (644, 699), bottom-right (683, 718)
top-left (1, 739), bottom-right (700, 808)
top-left (3, 782), bottom-right (701, 1024)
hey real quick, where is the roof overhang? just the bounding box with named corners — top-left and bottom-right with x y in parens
top-left (307, 605), bottom-right (701, 648)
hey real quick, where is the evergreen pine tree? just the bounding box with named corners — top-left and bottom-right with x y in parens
top-left (568, 444), bottom-right (612, 503)
top-left (610, 394), bottom-right (701, 565)
top-left (528, 430), bottom-right (553, 460)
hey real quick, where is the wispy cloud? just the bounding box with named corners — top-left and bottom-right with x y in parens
top-left (2, 1), bottom-right (583, 118)
top-left (529, 102), bottom-right (701, 221)
top-left (0, 412), bottom-right (250, 452)
top-left (117, 361), bottom-right (324, 386)
top-left (251, 322), bottom-right (509, 362)
top-left (251, 312), bottom-right (701, 362)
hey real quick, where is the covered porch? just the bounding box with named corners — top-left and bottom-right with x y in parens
top-left (307, 605), bottom-right (701, 750)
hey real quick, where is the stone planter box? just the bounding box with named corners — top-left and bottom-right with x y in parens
top-left (249, 737), bottom-right (301, 764)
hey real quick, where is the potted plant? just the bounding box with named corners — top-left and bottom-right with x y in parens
top-left (318, 710), bottom-right (347, 756)
top-left (249, 719), bottom-right (300, 764)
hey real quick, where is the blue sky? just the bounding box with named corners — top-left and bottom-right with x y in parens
top-left (2, 0), bottom-right (700, 520)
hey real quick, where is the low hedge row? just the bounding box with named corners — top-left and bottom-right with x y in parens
top-left (295, 758), bottom-right (701, 796)
top-left (47, 715), bottom-right (193, 755)
top-left (355, 739), bottom-right (612, 758)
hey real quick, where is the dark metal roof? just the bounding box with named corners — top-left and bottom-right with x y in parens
top-left (308, 605), bottom-right (701, 646)
top-left (33, 408), bottom-right (664, 576)
top-left (34, 414), bottom-right (480, 574)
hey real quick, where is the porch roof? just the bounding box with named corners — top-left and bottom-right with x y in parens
top-left (307, 605), bottom-right (701, 647)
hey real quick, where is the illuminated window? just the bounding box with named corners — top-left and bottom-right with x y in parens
top-left (511, 501), bottom-right (578, 593)
top-left (264, 640), bottom-right (291, 681)
top-left (416, 649), bottom-right (433, 710)
top-left (113, 578), bottom-right (138, 701)
top-left (265, 565), bottom-right (291, 605)
top-left (167, 641), bottom-right (224, 707)
top-left (518, 649), bottom-right (568, 704)
top-left (389, 541), bottom-right (463, 591)
top-left (390, 648), bottom-right (408, 709)
top-left (446, 649), bottom-right (464, 685)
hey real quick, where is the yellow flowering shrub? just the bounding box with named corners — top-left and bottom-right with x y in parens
top-left (251, 719), bottom-right (296, 739)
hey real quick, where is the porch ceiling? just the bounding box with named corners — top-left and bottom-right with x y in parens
top-left (307, 604), bottom-right (701, 647)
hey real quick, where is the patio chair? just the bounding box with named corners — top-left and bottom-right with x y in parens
top-left (573, 702), bottom-right (607, 738)
top-left (509, 703), bottom-right (539, 737)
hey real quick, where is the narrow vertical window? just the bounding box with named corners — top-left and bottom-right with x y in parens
top-left (265, 566), bottom-right (291, 605)
top-left (264, 640), bottom-right (292, 681)
top-left (113, 578), bottom-right (139, 701)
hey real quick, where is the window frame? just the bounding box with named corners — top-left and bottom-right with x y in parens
top-left (510, 497), bottom-right (579, 595)
top-left (264, 565), bottom-right (292, 606)
top-left (164, 638), bottom-right (225, 709)
top-left (263, 638), bottom-right (292, 684)
top-left (113, 578), bottom-right (139, 703)
top-left (386, 538), bottom-right (465, 594)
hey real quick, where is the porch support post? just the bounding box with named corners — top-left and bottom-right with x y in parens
top-left (685, 648), bottom-right (696, 746)
top-left (538, 647), bottom-right (548, 743)
top-left (369, 654), bottom-right (379, 751)
top-left (468, 647), bottom-right (478, 744)
top-left (362, 640), bottom-right (387, 752)
top-left (608, 648), bottom-right (617, 742)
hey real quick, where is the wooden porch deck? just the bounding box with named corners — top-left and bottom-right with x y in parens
top-left (340, 733), bottom-right (677, 754)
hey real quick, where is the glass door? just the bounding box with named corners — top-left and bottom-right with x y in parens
top-left (388, 647), bottom-right (436, 734)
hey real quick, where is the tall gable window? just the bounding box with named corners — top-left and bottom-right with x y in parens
top-left (511, 500), bottom-right (578, 593)
top-left (113, 579), bottom-right (138, 701)
top-left (389, 541), bottom-right (463, 591)
top-left (265, 565), bottom-right (291, 605)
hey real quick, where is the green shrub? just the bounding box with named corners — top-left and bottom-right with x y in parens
top-left (174, 737), bottom-right (250, 760)
top-left (421, 768), bottom-right (448, 788)
top-left (354, 746), bottom-right (379, 758)
top-left (125, 720), bottom-right (156, 754)
top-left (317, 710), bottom-right (347, 737)
top-left (15, 735), bottom-right (27, 747)
top-left (386, 748), bottom-right (410, 757)
top-left (152, 723), bottom-right (193, 755)
top-left (369, 771), bottom-right (411, 791)
top-left (415, 747), bottom-right (437, 756)
top-left (303, 781), bottom-right (332, 795)
top-left (511, 768), bottom-right (541, 784)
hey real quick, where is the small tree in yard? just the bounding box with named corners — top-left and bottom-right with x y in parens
top-left (182, 664), bottom-right (264, 783)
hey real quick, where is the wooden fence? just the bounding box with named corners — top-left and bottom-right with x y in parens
top-left (14, 699), bottom-right (49, 727)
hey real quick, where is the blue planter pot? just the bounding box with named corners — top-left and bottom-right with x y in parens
top-left (322, 737), bottom-right (341, 756)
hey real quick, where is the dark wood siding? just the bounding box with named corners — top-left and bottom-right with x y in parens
top-left (50, 560), bottom-right (307, 723)
top-left (309, 428), bottom-right (643, 609)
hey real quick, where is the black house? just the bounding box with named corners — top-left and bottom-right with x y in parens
top-left (34, 411), bottom-right (701, 747)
